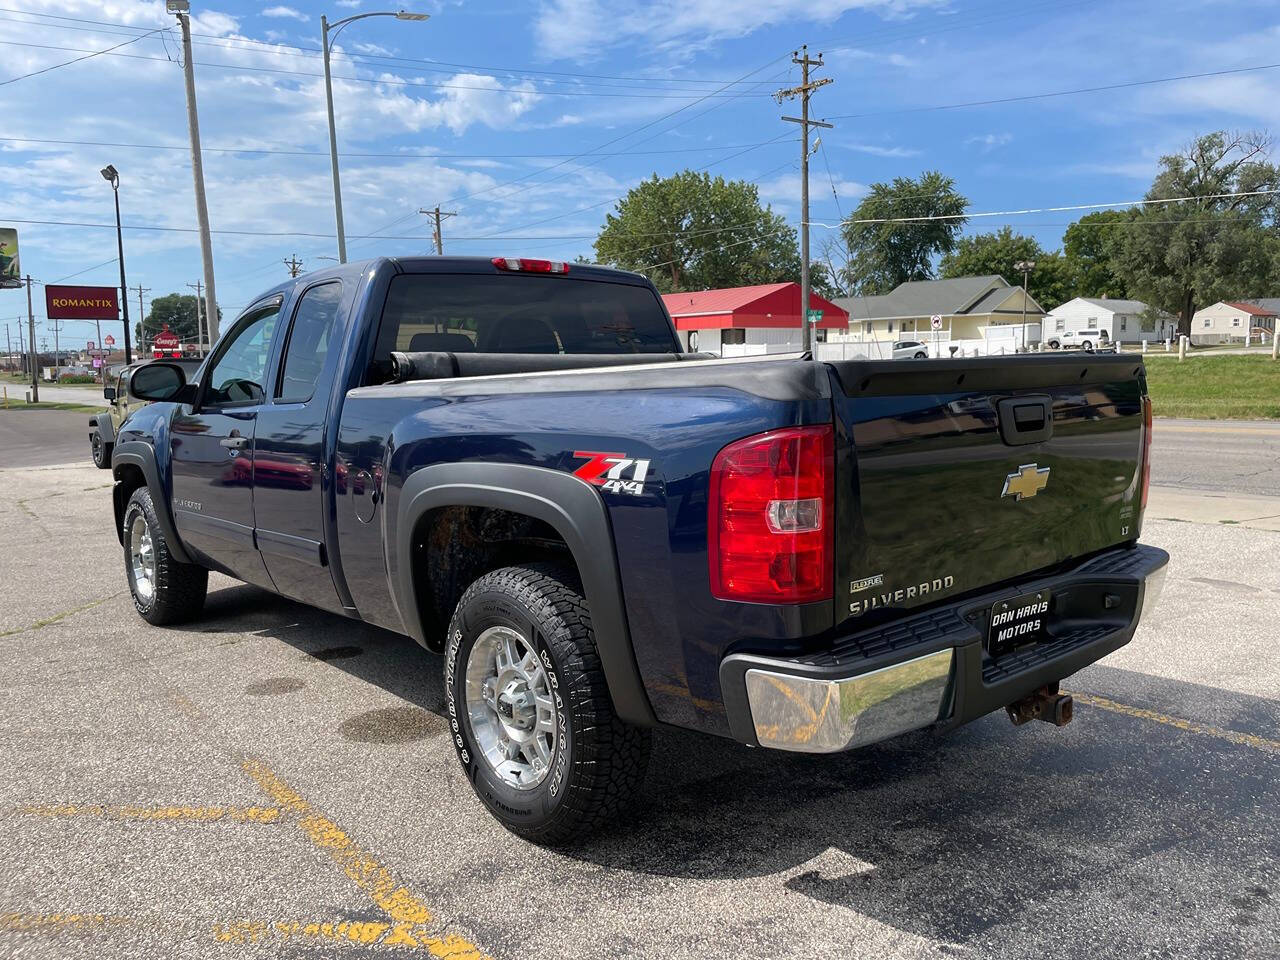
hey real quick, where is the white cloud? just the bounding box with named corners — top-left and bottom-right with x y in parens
top-left (840, 142), bottom-right (921, 158)
top-left (353, 42), bottom-right (396, 56)
top-left (335, 0), bottom-right (363, 6)
top-left (262, 6), bottom-right (310, 21)
top-left (535, 0), bottom-right (947, 61)
top-left (965, 133), bottom-right (1013, 152)
top-left (757, 170), bottom-right (868, 213)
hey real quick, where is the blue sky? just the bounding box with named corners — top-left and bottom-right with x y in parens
top-left (2, 0), bottom-right (1279, 349)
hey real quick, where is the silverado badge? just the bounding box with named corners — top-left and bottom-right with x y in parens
top-left (1001, 463), bottom-right (1051, 501)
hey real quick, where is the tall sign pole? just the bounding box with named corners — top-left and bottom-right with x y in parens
top-left (777, 47), bottom-right (833, 356)
top-left (172, 1), bottom-right (219, 343)
top-left (25, 276), bottom-right (37, 402)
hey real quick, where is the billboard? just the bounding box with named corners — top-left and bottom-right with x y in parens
top-left (45, 284), bottom-right (119, 320)
top-left (0, 227), bottom-right (18, 288)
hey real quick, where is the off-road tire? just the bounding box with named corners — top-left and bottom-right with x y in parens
top-left (123, 486), bottom-right (208, 626)
top-left (91, 429), bottom-right (112, 469)
top-left (444, 564), bottom-right (650, 845)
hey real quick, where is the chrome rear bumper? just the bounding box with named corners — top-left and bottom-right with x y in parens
top-left (744, 648), bottom-right (953, 753)
top-left (721, 543), bottom-right (1169, 753)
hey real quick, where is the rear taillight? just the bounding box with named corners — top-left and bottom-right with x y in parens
top-left (1141, 395), bottom-right (1153, 511)
top-left (491, 257), bottom-right (569, 274)
top-left (708, 425), bottom-right (834, 604)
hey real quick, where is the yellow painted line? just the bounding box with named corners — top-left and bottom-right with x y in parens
top-left (0, 912), bottom-right (128, 933)
top-left (18, 804), bottom-right (282, 823)
top-left (241, 759), bottom-right (489, 959)
top-left (1071, 693), bottom-right (1280, 753)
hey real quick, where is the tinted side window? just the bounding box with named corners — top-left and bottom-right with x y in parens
top-left (206, 306), bottom-right (280, 406)
top-left (278, 282), bottom-right (342, 403)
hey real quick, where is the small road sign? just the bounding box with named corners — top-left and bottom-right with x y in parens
top-left (931, 314), bottom-right (943, 330)
top-left (87, 341), bottom-right (95, 350)
top-left (807, 308), bottom-right (823, 324)
top-left (104, 334), bottom-right (116, 346)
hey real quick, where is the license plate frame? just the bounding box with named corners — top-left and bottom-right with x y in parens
top-left (987, 589), bottom-right (1051, 657)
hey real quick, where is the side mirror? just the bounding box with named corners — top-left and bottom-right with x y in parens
top-left (103, 386), bottom-right (116, 401)
top-left (131, 362), bottom-right (192, 402)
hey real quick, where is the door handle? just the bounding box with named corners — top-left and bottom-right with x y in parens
top-left (220, 436), bottom-right (250, 450)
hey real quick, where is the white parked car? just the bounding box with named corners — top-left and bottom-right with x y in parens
top-left (892, 340), bottom-right (929, 359)
top-left (1046, 328), bottom-right (1110, 351)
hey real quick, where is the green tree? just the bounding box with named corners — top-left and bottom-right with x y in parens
top-left (1115, 130), bottom-right (1280, 336)
top-left (138, 293), bottom-right (216, 345)
top-left (593, 171), bottom-right (799, 293)
top-left (940, 227), bottom-right (1073, 309)
top-left (1062, 209), bottom-right (1134, 299)
top-left (841, 171), bottom-right (968, 294)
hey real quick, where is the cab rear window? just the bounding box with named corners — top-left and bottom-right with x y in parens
top-left (369, 273), bottom-right (677, 383)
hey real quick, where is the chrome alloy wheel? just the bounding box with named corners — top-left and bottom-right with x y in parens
top-left (464, 625), bottom-right (558, 790)
top-left (128, 512), bottom-right (156, 603)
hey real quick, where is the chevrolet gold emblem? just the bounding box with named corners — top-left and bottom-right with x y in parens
top-left (1001, 463), bottom-right (1051, 501)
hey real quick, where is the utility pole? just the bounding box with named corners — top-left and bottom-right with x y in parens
top-left (50, 320), bottom-right (64, 374)
top-left (1015, 260), bottom-right (1036, 352)
top-left (283, 254), bottom-right (304, 277)
top-left (133, 284), bottom-right (150, 353)
top-left (776, 46), bottom-right (833, 356)
top-left (419, 206), bottom-right (457, 255)
top-left (173, 1), bottom-right (219, 344)
top-left (25, 278), bottom-right (38, 401)
top-left (187, 281), bottom-right (205, 355)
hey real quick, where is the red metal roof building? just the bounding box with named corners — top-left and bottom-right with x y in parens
top-left (661, 283), bottom-right (848, 331)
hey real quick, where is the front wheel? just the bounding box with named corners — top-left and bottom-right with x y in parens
top-left (1047, 339), bottom-right (1061, 350)
top-left (1082, 340), bottom-right (1094, 352)
top-left (91, 429), bottom-right (112, 469)
top-left (914, 351), bottom-right (927, 359)
top-left (444, 564), bottom-right (650, 845)
top-left (123, 487), bottom-right (208, 626)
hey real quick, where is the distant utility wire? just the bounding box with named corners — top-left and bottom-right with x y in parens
top-left (0, 25), bottom-right (165, 86)
top-left (824, 62), bottom-right (1280, 120)
top-left (806, 189), bottom-right (1280, 227)
top-left (0, 38), bottom-right (776, 99)
top-left (0, 135), bottom-right (789, 161)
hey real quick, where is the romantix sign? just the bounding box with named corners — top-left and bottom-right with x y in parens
top-left (45, 284), bottom-right (119, 320)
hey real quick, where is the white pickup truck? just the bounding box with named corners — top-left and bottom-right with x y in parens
top-left (1046, 327), bottom-right (1110, 351)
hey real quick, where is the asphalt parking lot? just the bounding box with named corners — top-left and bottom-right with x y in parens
top-left (1, 440), bottom-right (1277, 958)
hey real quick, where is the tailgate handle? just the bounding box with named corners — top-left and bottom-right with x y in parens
top-left (997, 396), bottom-right (1052, 446)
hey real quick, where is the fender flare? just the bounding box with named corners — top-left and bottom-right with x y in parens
top-left (91, 413), bottom-right (115, 444)
top-left (392, 461), bottom-right (656, 727)
top-left (111, 441), bottom-right (194, 565)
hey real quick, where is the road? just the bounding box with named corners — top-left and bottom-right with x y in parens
top-left (0, 409), bottom-right (91, 468)
top-left (1150, 419), bottom-right (1280, 496)
top-left (1, 381), bottom-right (108, 406)
top-left (0, 455), bottom-right (1277, 957)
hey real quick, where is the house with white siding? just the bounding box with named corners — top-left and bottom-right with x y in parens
top-left (1191, 301), bottom-right (1277, 344)
top-left (1043, 297), bottom-right (1173, 346)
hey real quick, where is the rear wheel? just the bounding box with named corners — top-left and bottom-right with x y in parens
top-left (1082, 340), bottom-right (1094, 352)
top-left (913, 351), bottom-right (927, 359)
top-left (445, 564), bottom-right (650, 845)
top-left (123, 487), bottom-right (208, 626)
top-left (91, 429), bottom-right (111, 469)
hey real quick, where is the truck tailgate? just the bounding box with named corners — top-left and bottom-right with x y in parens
top-left (826, 354), bottom-right (1148, 624)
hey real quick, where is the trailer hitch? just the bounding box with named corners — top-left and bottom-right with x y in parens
top-left (1006, 683), bottom-right (1074, 727)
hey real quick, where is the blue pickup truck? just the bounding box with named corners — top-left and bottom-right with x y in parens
top-left (112, 256), bottom-right (1168, 843)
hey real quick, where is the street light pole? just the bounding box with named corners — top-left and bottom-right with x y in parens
top-left (101, 165), bottom-right (133, 364)
top-left (321, 9), bottom-right (429, 263)
top-left (1015, 259), bottom-right (1036, 353)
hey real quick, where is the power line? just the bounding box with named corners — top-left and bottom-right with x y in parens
top-left (0, 38), bottom-right (777, 99)
top-left (0, 25), bottom-right (166, 86)
top-left (824, 61), bottom-right (1280, 121)
top-left (0, 134), bottom-right (790, 161)
top-left (807, 188), bottom-right (1280, 227)
top-left (0, 8), bottom-right (781, 89)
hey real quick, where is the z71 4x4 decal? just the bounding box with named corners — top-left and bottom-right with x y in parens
top-left (572, 450), bottom-right (651, 496)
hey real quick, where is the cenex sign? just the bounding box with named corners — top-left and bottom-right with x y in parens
top-left (45, 284), bottom-right (119, 320)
